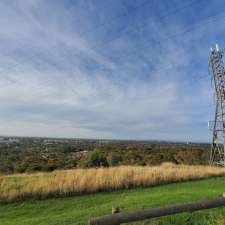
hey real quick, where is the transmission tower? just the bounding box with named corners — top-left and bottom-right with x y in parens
top-left (209, 44), bottom-right (225, 166)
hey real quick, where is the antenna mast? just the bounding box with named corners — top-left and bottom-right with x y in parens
top-left (209, 44), bottom-right (225, 166)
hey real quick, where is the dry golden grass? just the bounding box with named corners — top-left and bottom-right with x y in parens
top-left (1, 163), bottom-right (225, 202)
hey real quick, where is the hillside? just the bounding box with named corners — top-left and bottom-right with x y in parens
top-left (1, 177), bottom-right (225, 225)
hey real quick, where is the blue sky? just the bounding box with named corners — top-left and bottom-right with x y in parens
top-left (0, 0), bottom-right (224, 141)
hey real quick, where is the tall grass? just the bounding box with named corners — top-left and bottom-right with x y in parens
top-left (1, 163), bottom-right (225, 202)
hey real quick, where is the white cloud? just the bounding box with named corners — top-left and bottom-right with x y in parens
top-left (0, 0), bottom-right (220, 141)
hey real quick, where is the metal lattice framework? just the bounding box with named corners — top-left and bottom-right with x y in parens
top-left (209, 44), bottom-right (225, 166)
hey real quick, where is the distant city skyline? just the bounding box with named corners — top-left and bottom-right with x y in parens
top-left (0, 135), bottom-right (210, 144)
top-left (0, 0), bottom-right (224, 142)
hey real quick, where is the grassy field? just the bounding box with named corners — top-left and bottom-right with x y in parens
top-left (2, 163), bottom-right (225, 202)
top-left (1, 177), bottom-right (225, 225)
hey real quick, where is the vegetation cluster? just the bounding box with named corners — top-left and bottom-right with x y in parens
top-left (0, 137), bottom-right (210, 174)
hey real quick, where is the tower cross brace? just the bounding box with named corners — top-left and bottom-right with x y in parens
top-left (209, 44), bottom-right (225, 166)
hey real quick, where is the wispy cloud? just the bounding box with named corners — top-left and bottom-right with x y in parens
top-left (0, 0), bottom-right (223, 141)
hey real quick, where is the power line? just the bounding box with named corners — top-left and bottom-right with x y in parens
top-left (71, 0), bottom-right (210, 81)
top-left (1, 0), bottom-right (224, 96)
top-left (97, 2), bottom-right (225, 84)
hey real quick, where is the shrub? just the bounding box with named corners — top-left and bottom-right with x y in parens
top-left (15, 163), bottom-right (27, 173)
top-left (107, 152), bottom-right (121, 166)
top-left (84, 148), bottom-right (108, 167)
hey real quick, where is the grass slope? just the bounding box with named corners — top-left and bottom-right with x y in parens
top-left (1, 177), bottom-right (225, 225)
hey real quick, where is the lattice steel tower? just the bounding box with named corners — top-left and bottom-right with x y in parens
top-left (209, 44), bottom-right (225, 166)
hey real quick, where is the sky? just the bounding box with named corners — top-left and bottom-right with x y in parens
top-left (0, 0), bottom-right (225, 142)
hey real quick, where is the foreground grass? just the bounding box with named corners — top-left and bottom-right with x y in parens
top-left (1, 177), bottom-right (225, 225)
top-left (1, 164), bottom-right (225, 202)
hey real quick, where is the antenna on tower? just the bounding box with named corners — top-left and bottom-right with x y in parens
top-left (215, 43), bottom-right (219, 52)
top-left (209, 44), bottom-right (225, 166)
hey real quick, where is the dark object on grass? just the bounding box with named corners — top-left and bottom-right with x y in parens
top-left (112, 207), bottom-right (119, 214)
top-left (90, 196), bottom-right (225, 225)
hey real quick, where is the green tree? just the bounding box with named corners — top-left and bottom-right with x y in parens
top-left (84, 148), bottom-right (108, 167)
top-left (107, 152), bottom-right (121, 166)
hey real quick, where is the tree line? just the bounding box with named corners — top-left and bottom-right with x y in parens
top-left (0, 139), bottom-right (210, 174)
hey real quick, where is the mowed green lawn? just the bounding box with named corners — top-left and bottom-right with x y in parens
top-left (1, 177), bottom-right (225, 225)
